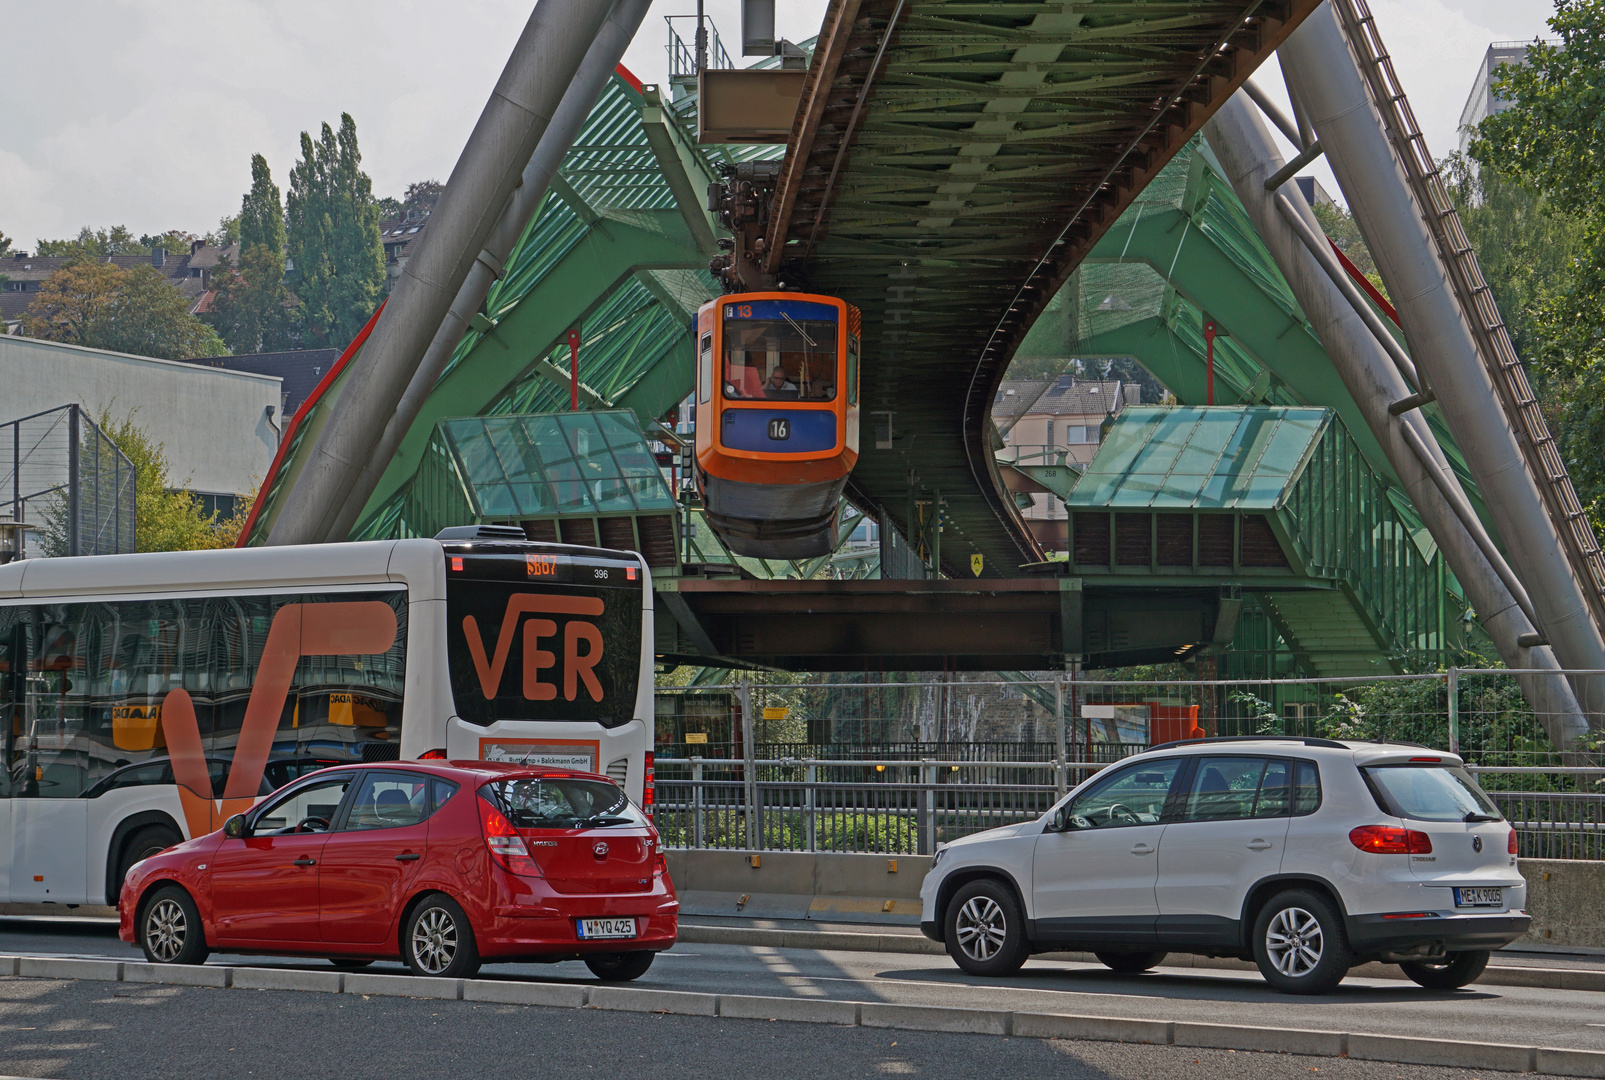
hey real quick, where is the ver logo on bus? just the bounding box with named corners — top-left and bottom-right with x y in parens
top-left (461, 593), bottom-right (607, 703)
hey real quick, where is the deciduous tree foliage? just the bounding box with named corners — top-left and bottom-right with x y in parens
top-left (240, 153), bottom-right (286, 256)
top-left (208, 155), bottom-right (293, 354)
top-left (95, 412), bottom-right (246, 552)
top-left (286, 113), bottom-right (385, 351)
top-left (1468, 0), bottom-right (1605, 531)
top-left (22, 259), bottom-right (228, 360)
top-left (36, 225), bottom-right (149, 258)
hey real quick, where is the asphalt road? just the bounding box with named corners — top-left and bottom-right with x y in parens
top-left (0, 977), bottom-right (1558, 1080)
top-left (4, 916), bottom-right (1604, 1055)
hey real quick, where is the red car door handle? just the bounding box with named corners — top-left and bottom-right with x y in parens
top-left (395, 853), bottom-right (422, 862)
top-left (293, 857), bottom-right (317, 867)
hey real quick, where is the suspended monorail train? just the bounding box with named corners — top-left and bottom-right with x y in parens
top-left (693, 292), bottom-right (861, 559)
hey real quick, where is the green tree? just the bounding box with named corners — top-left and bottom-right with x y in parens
top-left (1469, 0), bottom-right (1605, 531)
top-left (240, 153), bottom-right (286, 255)
top-left (138, 229), bottom-right (197, 254)
top-left (22, 259), bottom-right (228, 360)
top-left (208, 154), bottom-right (294, 353)
top-left (286, 113), bottom-right (385, 350)
top-left (1445, 154), bottom-right (1585, 370)
top-left (0, 229), bottom-right (12, 257)
top-left (207, 214), bottom-right (241, 248)
top-left (403, 179), bottom-right (444, 217)
top-left (36, 225), bottom-right (147, 257)
top-left (95, 412), bottom-right (237, 552)
top-left (206, 243), bottom-right (292, 354)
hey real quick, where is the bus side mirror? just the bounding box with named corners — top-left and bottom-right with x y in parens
top-left (223, 814), bottom-right (249, 839)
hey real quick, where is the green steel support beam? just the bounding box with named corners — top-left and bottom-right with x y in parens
top-left (1080, 164), bottom-right (1486, 527)
top-left (639, 86), bottom-right (720, 257)
top-left (354, 212), bottom-right (707, 527)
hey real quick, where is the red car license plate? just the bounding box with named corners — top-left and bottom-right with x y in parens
top-left (577, 917), bottom-right (637, 940)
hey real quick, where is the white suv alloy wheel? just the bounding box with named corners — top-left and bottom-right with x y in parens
top-left (954, 895), bottom-right (1008, 962)
top-left (1264, 905), bottom-right (1324, 977)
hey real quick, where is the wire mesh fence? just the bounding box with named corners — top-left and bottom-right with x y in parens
top-left (0, 405), bottom-right (136, 559)
top-left (653, 671), bottom-right (1605, 857)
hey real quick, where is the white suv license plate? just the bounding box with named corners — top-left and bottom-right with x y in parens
top-left (577, 917), bottom-right (637, 940)
top-left (1454, 887), bottom-right (1503, 908)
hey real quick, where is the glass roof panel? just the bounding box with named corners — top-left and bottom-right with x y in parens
top-left (1067, 407), bottom-right (1329, 510)
top-left (438, 410), bottom-right (675, 521)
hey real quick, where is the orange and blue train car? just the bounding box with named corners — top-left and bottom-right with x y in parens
top-left (693, 292), bottom-right (861, 559)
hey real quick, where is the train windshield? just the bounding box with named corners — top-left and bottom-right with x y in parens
top-left (723, 299), bottom-right (838, 402)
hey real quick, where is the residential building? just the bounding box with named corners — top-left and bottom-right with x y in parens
top-left (183, 348), bottom-right (340, 422)
top-left (1, 334), bottom-right (280, 516)
top-left (379, 213), bottom-right (429, 294)
top-left (1, 240), bottom-right (240, 334)
top-left (1458, 41), bottom-right (1534, 155)
top-left (994, 375), bottom-right (1140, 539)
top-left (1293, 176), bottom-right (1336, 210)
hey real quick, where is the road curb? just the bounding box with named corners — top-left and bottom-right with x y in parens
top-left (5, 952), bottom-right (1605, 1076)
top-left (233, 967), bottom-right (344, 994)
top-left (589, 986), bottom-right (719, 1016)
top-left (676, 923), bottom-right (1605, 991)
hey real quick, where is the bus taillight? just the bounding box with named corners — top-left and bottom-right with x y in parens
top-left (644, 751), bottom-right (655, 816)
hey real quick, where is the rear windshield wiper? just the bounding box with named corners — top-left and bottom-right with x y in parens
top-left (578, 813), bottom-right (633, 827)
top-left (1464, 811), bottom-right (1502, 822)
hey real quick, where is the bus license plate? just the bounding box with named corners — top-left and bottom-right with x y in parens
top-left (577, 917), bottom-right (637, 940)
top-left (1454, 887), bottom-right (1503, 908)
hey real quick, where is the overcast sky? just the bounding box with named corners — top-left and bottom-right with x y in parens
top-left (1, 0), bottom-right (1557, 250)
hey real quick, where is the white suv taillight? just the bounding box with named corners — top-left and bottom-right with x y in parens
top-left (1349, 824), bottom-right (1432, 854)
top-left (478, 796), bottom-right (542, 876)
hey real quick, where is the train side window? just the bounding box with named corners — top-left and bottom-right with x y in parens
top-left (698, 333), bottom-right (713, 404)
top-left (847, 333), bottom-right (859, 407)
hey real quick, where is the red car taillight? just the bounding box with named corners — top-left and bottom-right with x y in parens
top-left (653, 845), bottom-right (667, 878)
top-left (1349, 824), bottom-right (1433, 854)
top-left (478, 796), bottom-right (541, 876)
top-left (644, 751), bottom-right (655, 816)
top-left (1509, 828), bottom-right (1519, 855)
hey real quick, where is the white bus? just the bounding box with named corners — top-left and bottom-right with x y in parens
top-left (0, 526), bottom-right (655, 908)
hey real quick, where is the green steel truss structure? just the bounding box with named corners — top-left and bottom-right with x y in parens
top-left (1066, 407), bottom-right (1459, 677)
top-left (245, 7), bottom-right (1491, 676)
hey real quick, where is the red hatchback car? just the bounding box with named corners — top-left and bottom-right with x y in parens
top-left (118, 761), bottom-right (678, 981)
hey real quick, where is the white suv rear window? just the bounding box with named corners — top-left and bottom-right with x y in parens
top-left (1363, 764), bottom-right (1501, 822)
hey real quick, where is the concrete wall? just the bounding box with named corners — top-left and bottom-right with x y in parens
top-left (1519, 859), bottom-right (1605, 951)
top-left (666, 849), bottom-right (932, 924)
top-left (0, 335), bottom-right (280, 496)
top-left (669, 849), bottom-right (1605, 949)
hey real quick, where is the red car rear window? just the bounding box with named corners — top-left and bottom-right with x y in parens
top-left (482, 777), bottom-right (644, 829)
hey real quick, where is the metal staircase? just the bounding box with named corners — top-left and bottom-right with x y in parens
top-left (1333, 0), bottom-right (1605, 637)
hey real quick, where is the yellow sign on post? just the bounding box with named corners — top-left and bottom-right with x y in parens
top-left (684, 731), bottom-right (708, 744)
top-left (762, 706), bottom-right (789, 721)
top-left (971, 553), bottom-right (984, 576)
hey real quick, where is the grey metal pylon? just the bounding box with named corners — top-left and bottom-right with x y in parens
top-left (1279, 3), bottom-right (1605, 714)
top-left (1205, 93), bottom-right (1589, 748)
top-left (267, 0), bottom-right (617, 547)
top-left (321, 0), bottom-right (654, 544)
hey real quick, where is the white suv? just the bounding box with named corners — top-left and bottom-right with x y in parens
top-left (919, 737), bottom-right (1528, 994)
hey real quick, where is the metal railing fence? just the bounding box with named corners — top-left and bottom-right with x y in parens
top-left (653, 672), bottom-right (1605, 857)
